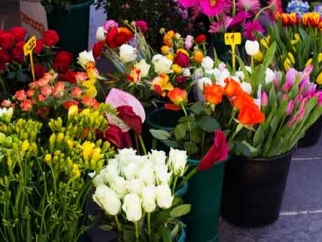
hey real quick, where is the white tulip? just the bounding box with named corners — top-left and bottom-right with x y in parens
top-left (265, 68), bottom-right (275, 84)
top-left (119, 44), bottom-right (137, 63)
top-left (240, 82), bottom-right (252, 94)
top-left (205, 68), bottom-right (220, 79)
top-left (168, 148), bottom-right (188, 176)
top-left (245, 66), bottom-right (252, 73)
top-left (155, 185), bottom-right (173, 209)
top-left (153, 55), bottom-right (173, 74)
top-left (201, 56), bottom-right (214, 70)
top-left (141, 185), bottom-right (157, 213)
top-left (235, 71), bottom-right (245, 81)
top-left (135, 59), bottom-right (151, 78)
top-left (245, 40), bottom-right (260, 56)
top-left (196, 77), bottom-right (212, 92)
top-left (122, 194), bottom-right (142, 222)
top-left (96, 26), bottom-right (106, 41)
top-left (77, 50), bottom-right (95, 69)
top-left (93, 185), bottom-right (121, 216)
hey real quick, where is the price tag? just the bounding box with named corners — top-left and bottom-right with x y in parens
top-left (23, 35), bottom-right (37, 82)
top-left (224, 32), bottom-right (241, 69)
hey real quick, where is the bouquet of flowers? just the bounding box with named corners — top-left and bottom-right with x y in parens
top-left (0, 27), bottom-right (74, 99)
top-left (92, 130), bottom-right (228, 242)
top-left (266, 6), bottom-right (322, 87)
top-left (0, 103), bottom-right (116, 241)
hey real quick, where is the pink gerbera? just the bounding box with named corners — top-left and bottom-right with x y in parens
top-left (200, 0), bottom-right (227, 17)
top-left (236, 0), bottom-right (261, 14)
top-left (178, 0), bottom-right (199, 8)
top-left (229, 10), bottom-right (251, 28)
top-left (243, 20), bottom-right (264, 40)
top-left (209, 17), bottom-right (232, 34)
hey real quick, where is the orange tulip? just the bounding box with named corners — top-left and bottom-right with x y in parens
top-left (238, 103), bottom-right (265, 126)
top-left (232, 91), bottom-right (254, 110)
top-left (204, 83), bottom-right (224, 105)
top-left (224, 78), bottom-right (242, 97)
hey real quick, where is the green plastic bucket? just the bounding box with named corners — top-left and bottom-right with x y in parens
top-left (183, 159), bottom-right (226, 242)
top-left (46, 0), bottom-right (93, 56)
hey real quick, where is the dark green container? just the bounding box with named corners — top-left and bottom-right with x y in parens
top-left (46, 0), bottom-right (93, 56)
top-left (183, 159), bottom-right (226, 242)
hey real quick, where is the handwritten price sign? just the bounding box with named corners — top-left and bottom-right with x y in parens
top-left (224, 32), bottom-right (241, 69)
top-left (23, 35), bottom-right (36, 82)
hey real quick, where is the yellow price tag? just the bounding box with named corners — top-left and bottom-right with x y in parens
top-left (224, 32), bottom-right (241, 46)
top-left (23, 35), bottom-right (37, 82)
top-left (224, 32), bottom-right (242, 69)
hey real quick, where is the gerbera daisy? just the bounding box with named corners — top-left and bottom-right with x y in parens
top-left (178, 0), bottom-right (199, 8)
top-left (209, 17), bottom-right (232, 34)
top-left (229, 10), bottom-right (251, 28)
top-left (237, 0), bottom-right (261, 14)
top-left (243, 20), bottom-right (264, 40)
top-left (200, 0), bottom-right (227, 17)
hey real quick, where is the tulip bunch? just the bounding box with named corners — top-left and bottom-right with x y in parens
top-left (265, 10), bottom-right (322, 87)
top-left (0, 104), bottom-right (115, 241)
top-left (92, 130), bottom-right (228, 242)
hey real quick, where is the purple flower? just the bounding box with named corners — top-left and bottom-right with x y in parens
top-left (104, 20), bottom-right (119, 31)
top-left (303, 83), bottom-right (317, 98)
top-left (315, 91), bottom-right (322, 106)
top-left (184, 35), bottom-right (194, 50)
top-left (282, 68), bottom-right (298, 92)
top-left (243, 20), bottom-right (264, 40)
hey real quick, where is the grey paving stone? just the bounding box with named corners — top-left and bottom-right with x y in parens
top-left (219, 213), bottom-right (322, 242)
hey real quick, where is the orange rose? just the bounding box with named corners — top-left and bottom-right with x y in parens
top-left (167, 87), bottom-right (187, 105)
top-left (238, 103), bottom-right (265, 126)
top-left (204, 83), bottom-right (223, 105)
top-left (224, 78), bottom-right (242, 97)
top-left (232, 91), bottom-right (254, 110)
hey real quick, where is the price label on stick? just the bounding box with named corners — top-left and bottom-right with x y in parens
top-left (23, 35), bottom-right (36, 82)
top-left (224, 32), bottom-right (241, 69)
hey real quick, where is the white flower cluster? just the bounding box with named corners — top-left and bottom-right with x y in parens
top-left (92, 148), bottom-right (188, 222)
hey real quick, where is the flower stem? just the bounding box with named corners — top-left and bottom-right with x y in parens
top-left (115, 215), bottom-right (121, 233)
top-left (138, 134), bottom-right (147, 155)
top-left (172, 176), bottom-right (178, 194)
top-left (134, 221), bottom-right (139, 241)
top-left (178, 167), bottom-right (197, 188)
top-left (147, 213), bottom-right (151, 240)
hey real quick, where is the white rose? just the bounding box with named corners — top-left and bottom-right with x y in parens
top-left (155, 185), bottom-right (173, 209)
top-left (122, 193), bottom-right (142, 222)
top-left (119, 44), bottom-right (137, 63)
top-left (168, 148), bottom-right (188, 176)
top-left (122, 162), bottom-right (139, 180)
top-left (245, 40), bottom-right (260, 56)
top-left (153, 55), bottom-right (173, 74)
top-left (182, 68), bottom-right (191, 77)
top-left (141, 185), bottom-right (157, 213)
top-left (196, 77), bottom-right (212, 92)
top-left (110, 176), bottom-right (128, 199)
top-left (77, 50), bottom-right (95, 69)
top-left (201, 56), bottom-right (214, 70)
top-left (149, 150), bottom-right (167, 167)
top-left (265, 68), bottom-right (275, 84)
top-left (93, 185), bottom-right (121, 215)
top-left (99, 165), bottom-right (118, 185)
top-left (137, 167), bottom-right (155, 186)
top-left (127, 178), bottom-right (144, 195)
top-left (93, 174), bottom-right (104, 187)
top-left (96, 26), bottom-right (106, 41)
top-left (135, 59), bottom-right (151, 78)
top-left (240, 82), bottom-right (252, 94)
top-left (155, 166), bottom-right (172, 185)
top-left (116, 148), bottom-right (137, 167)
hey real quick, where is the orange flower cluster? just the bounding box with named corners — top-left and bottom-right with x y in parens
top-left (204, 78), bottom-right (265, 126)
top-left (276, 12), bottom-right (322, 29)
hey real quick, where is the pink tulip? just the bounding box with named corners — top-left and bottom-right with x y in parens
top-left (286, 100), bottom-right (294, 115)
top-left (261, 91), bottom-right (268, 107)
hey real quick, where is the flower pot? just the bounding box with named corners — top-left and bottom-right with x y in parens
top-left (183, 159), bottom-right (226, 242)
top-left (145, 107), bottom-right (185, 151)
top-left (46, 0), bottom-right (93, 56)
top-left (298, 115), bottom-right (322, 148)
top-left (221, 148), bottom-right (294, 227)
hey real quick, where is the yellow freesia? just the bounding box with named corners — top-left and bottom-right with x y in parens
top-left (316, 71), bottom-right (322, 85)
top-left (305, 58), bottom-right (313, 67)
top-left (291, 34), bottom-right (300, 45)
top-left (318, 53), bottom-right (322, 63)
top-left (260, 36), bottom-right (270, 49)
top-left (284, 52), bottom-right (295, 71)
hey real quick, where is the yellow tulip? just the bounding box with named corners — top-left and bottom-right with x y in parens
top-left (316, 71), bottom-right (322, 85)
top-left (260, 35), bottom-right (270, 49)
top-left (291, 34), bottom-right (300, 45)
top-left (318, 53), bottom-right (322, 63)
top-left (253, 50), bottom-right (264, 62)
top-left (305, 58), bottom-right (313, 67)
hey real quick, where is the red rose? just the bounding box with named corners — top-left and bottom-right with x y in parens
top-left (9, 27), bottom-right (27, 41)
top-left (42, 30), bottom-right (60, 47)
top-left (105, 27), bottom-right (134, 48)
top-left (59, 71), bottom-right (77, 83)
top-left (34, 39), bottom-right (44, 54)
top-left (0, 49), bottom-right (10, 72)
top-left (52, 51), bottom-right (73, 73)
top-left (92, 41), bottom-right (104, 58)
top-left (0, 30), bottom-right (15, 49)
top-left (11, 41), bottom-right (25, 64)
top-left (34, 63), bottom-right (47, 79)
top-left (194, 34), bottom-right (207, 44)
top-left (174, 52), bottom-right (190, 67)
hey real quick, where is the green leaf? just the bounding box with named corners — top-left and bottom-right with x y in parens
top-left (190, 101), bottom-right (204, 115)
top-left (155, 210), bottom-right (171, 225)
top-left (36, 234), bottom-right (48, 242)
top-left (174, 124), bottom-right (186, 140)
top-left (195, 115), bottom-right (220, 133)
top-left (99, 224), bottom-right (114, 231)
top-left (160, 226), bottom-right (172, 242)
top-left (263, 42), bottom-right (277, 68)
top-left (149, 129), bottom-right (171, 140)
top-left (170, 204), bottom-right (191, 218)
top-left (162, 139), bottom-right (180, 148)
top-left (253, 125), bottom-right (264, 148)
top-left (123, 229), bottom-right (136, 242)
